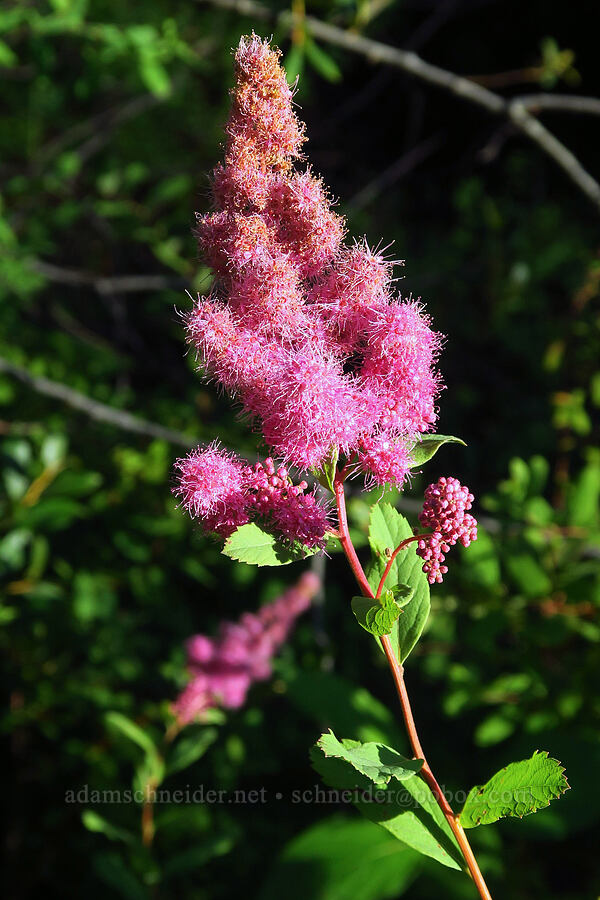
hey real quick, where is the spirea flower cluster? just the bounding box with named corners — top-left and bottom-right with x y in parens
top-left (173, 443), bottom-right (330, 548)
top-left (173, 571), bottom-right (319, 724)
top-left (185, 33), bottom-right (443, 487)
top-left (416, 477), bottom-right (477, 584)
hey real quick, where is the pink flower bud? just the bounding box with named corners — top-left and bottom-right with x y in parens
top-left (416, 477), bottom-right (478, 583)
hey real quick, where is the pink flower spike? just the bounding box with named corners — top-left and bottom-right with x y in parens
top-left (172, 571), bottom-right (320, 725)
top-left (172, 443), bottom-right (250, 538)
top-left (358, 433), bottom-right (414, 488)
top-left (182, 35), bottom-right (445, 493)
top-left (311, 240), bottom-right (392, 351)
top-left (416, 476), bottom-right (477, 583)
top-left (361, 300), bottom-right (443, 436)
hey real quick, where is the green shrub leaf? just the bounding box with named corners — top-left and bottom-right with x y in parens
top-left (313, 446), bottom-right (339, 493)
top-left (105, 711), bottom-right (157, 757)
top-left (409, 434), bottom-right (466, 468)
top-left (166, 727), bottom-right (218, 777)
top-left (316, 730), bottom-right (423, 785)
top-left (286, 670), bottom-right (404, 746)
top-left (82, 810), bottom-right (135, 845)
top-left (351, 585), bottom-right (411, 636)
top-left (305, 37), bottom-right (342, 83)
top-left (367, 504), bottom-right (430, 661)
top-left (311, 738), bottom-right (464, 870)
top-left (259, 816), bottom-right (421, 900)
top-left (222, 523), bottom-right (317, 566)
top-left (460, 751), bottom-right (570, 828)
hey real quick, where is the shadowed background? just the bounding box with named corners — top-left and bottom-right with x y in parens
top-left (1, 1), bottom-right (599, 898)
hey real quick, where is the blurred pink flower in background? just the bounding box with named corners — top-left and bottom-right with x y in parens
top-left (173, 571), bottom-right (320, 724)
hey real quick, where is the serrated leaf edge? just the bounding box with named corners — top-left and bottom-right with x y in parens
top-left (459, 750), bottom-right (570, 828)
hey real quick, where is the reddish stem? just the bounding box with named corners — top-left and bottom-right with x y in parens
top-left (375, 534), bottom-right (423, 599)
top-left (379, 635), bottom-right (492, 899)
top-left (333, 478), bottom-right (373, 599)
top-left (333, 475), bottom-right (493, 900)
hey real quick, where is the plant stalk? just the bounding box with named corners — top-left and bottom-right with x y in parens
top-left (375, 535), bottom-right (423, 599)
top-left (333, 476), bottom-right (493, 900)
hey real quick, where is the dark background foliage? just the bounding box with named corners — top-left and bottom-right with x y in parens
top-left (1, 1), bottom-right (599, 898)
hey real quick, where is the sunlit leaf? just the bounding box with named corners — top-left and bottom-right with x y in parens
top-left (460, 751), bottom-right (569, 828)
top-left (223, 522), bottom-right (317, 567)
top-left (409, 434), bottom-right (466, 468)
top-left (316, 731), bottom-right (423, 785)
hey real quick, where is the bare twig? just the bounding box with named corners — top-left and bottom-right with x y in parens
top-left (478, 124), bottom-right (514, 164)
top-left (199, 0), bottom-right (600, 212)
top-left (348, 133), bottom-right (443, 210)
top-left (403, 0), bottom-right (461, 52)
top-left (30, 259), bottom-right (185, 295)
top-left (516, 94), bottom-right (600, 116)
top-left (31, 93), bottom-right (163, 174)
top-left (0, 357), bottom-right (196, 448)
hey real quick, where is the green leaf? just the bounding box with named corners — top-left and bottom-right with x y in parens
top-left (16, 497), bottom-right (86, 531)
top-left (284, 43), bottom-right (305, 82)
top-left (105, 711), bottom-right (165, 786)
top-left (363, 776), bottom-right (464, 870)
top-left (105, 711), bottom-right (157, 757)
top-left (474, 711), bottom-right (517, 747)
top-left (460, 751), bottom-right (570, 828)
top-left (161, 839), bottom-right (235, 879)
top-left (313, 446), bottom-right (339, 493)
top-left (286, 670), bottom-right (405, 746)
top-left (92, 851), bottom-right (147, 900)
top-left (0, 39), bottom-right (17, 67)
top-left (305, 37), bottom-right (342, 82)
top-left (41, 433), bottom-right (67, 467)
top-left (367, 504), bottom-right (413, 586)
top-left (311, 742), bottom-right (464, 870)
top-left (367, 504), bottom-right (430, 661)
top-left (351, 585), bottom-right (411, 637)
top-left (316, 731), bottom-right (423, 785)
top-left (0, 528), bottom-right (31, 568)
top-left (222, 522), bottom-right (317, 566)
top-left (409, 434), bottom-right (466, 468)
top-left (259, 816), bottom-right (421, 900)
top-left (137, 48), bottom-right (171, 98)
top-left (81, 810), bottom-right (135, 845)
top-left (166, 727), bottom-right (218, 777)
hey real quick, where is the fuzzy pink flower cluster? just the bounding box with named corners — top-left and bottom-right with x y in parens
top-left (416, 476), bottom-right (477, 584)
top-left (186, 33), bottom-right (442, 487)
top-left (173, 571), bottom-right (319, 724)
top-left (173, 444), bottom-right (330, 548)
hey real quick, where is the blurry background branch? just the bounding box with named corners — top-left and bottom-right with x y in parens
top-left (29, 260), bottom-right (186, 296)
top-left (516, 94), bottom-right (600, 115)
top-left (197, 0), bottom-right (600, 213)
top-left (347, 133), bottom-right (444, 210)
top-left (0, 357), bottom-right (195, 447)
top-left (30, 92), bottom-right (164, 176)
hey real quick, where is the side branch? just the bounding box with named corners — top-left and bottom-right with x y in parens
top-left (30, 259), bottom-right (185, 295)
top-left (375, 535), bottom-right (422, 598)
top-left (0, 356), bottom-right (196, 448)
top-left (199, 0), bottom-right (600, 213)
